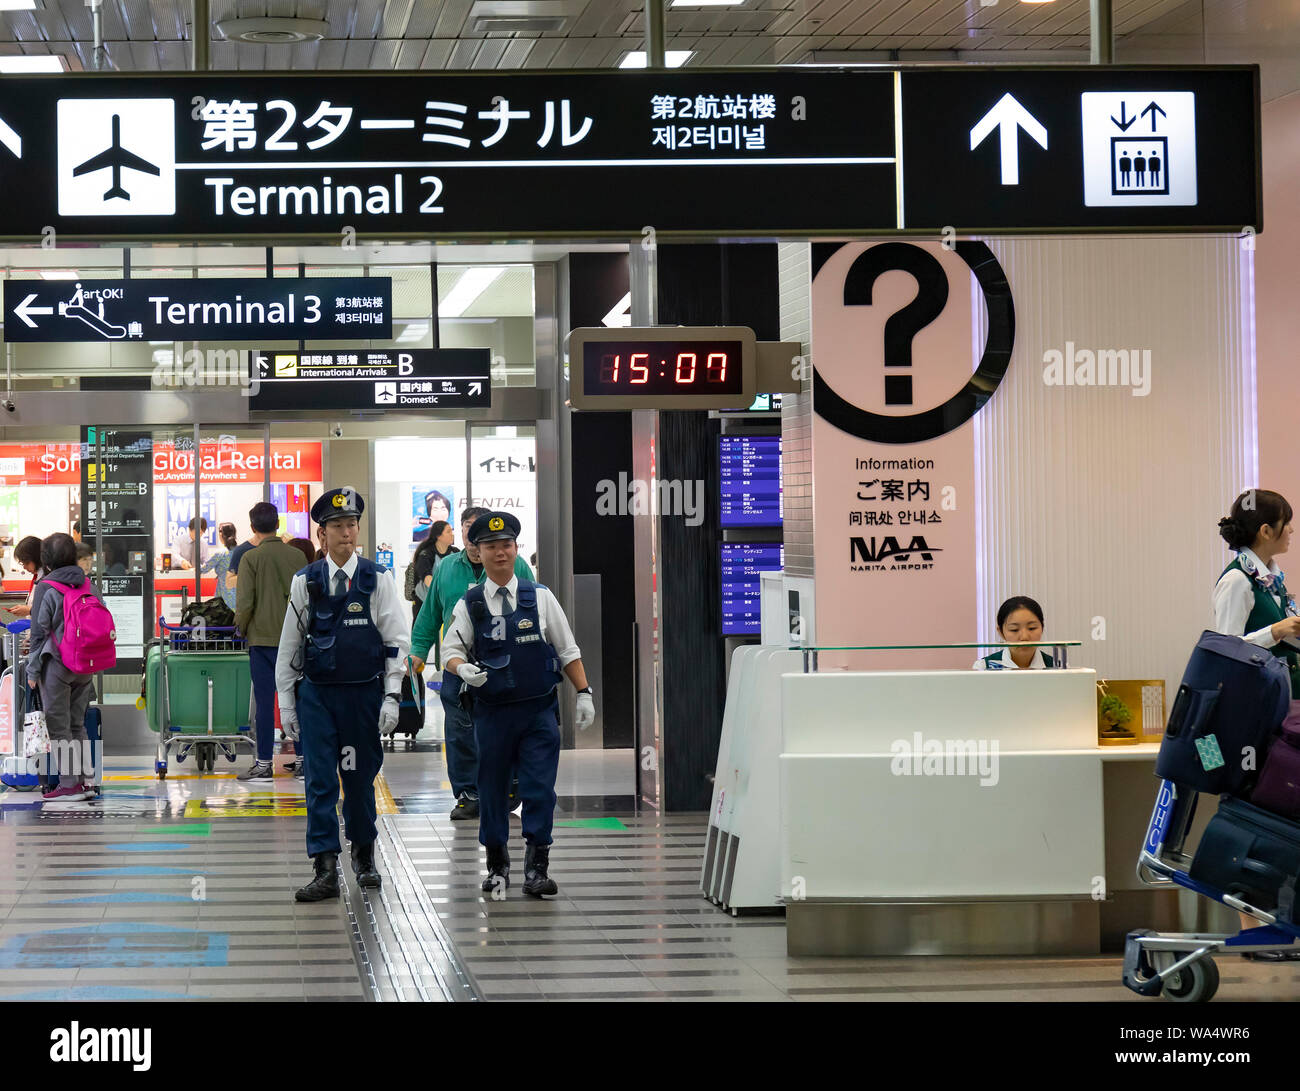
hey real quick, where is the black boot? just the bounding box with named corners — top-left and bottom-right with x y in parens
top-left (295, 852), bottom-right (340, 902)
top-left (523, 843), bottom-right (558, 898)
top-left (481, 844), bottom-right (510, 894)
top-left (351, 841), bottom-right (382, 889)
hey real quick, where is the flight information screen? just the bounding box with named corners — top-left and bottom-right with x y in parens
top-left (720, 435), bottom-right (782, 528)
top-left (720, 543), bottom-right (783, 636)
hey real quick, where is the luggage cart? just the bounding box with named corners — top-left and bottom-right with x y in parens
top-left (1122, 778), bottom-right (1300, 1002)
top-left (145, 617), bottom-right (254, 779)
top-left (0, 619), bottom-right (102, 797)
top-left (0, 620), bottom-right (38, 790)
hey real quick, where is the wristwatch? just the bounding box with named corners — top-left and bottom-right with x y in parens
top-left (384, 693), bottom-right (400, 703)
top-left (577, 686), bottom-right (593, 696)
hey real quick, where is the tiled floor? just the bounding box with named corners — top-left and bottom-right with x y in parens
top-left (5, 712), bottom-right (1300, 1002)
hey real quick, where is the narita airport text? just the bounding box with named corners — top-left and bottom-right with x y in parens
top-left (204, 174), bottom-right (427, 217)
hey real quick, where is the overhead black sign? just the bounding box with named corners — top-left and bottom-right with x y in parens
top-left (0, 67), bottom-right (1259, 240)
top-left (249, 348), bottom-right (491, 412)
top-left (3, 276), bottom-right (391, 342)
top-left (901, 66), bottom-right (1261, 232)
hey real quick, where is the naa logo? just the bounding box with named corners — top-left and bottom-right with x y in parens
top-left (849, 535), bottom-right (941, 572)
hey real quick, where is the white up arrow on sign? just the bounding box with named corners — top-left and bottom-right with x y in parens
top-left (969, 93), bottom-right (1048, 186)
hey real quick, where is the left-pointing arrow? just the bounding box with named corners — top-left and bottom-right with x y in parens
top-left (13, 293), bottom-right (53, 328)
top-left (0, 117), bottom-right (20, 159)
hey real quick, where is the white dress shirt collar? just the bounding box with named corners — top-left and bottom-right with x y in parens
top-left (1239, 546), bottom-right (1283, 580)
top-left (485, 573), bottom-right (519, 605)
top-left (999, 647), bottom-right (1049, 670)
top-left (326, 552), bottom-right (359, 585)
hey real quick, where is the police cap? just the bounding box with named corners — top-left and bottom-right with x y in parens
top-left (468, 511), bottom-right (520, 545)
top-left (311, 487), bottom-right (365, 524)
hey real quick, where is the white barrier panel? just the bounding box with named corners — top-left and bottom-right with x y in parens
top-left (701, 646), bottom-right (803, 911)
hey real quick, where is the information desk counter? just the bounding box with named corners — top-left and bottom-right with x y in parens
top-left (773, 667), bottom-right (1218, 956)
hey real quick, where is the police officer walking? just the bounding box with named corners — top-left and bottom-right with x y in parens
top-left (441, 511), bottom-right (595, 897)
top-left (275, 487), bottom-right (410, 901)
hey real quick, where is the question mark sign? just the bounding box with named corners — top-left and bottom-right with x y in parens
top-left (843, 243), bottom-right (949, 406)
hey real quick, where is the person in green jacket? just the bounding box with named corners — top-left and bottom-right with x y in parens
top-left (234, 502), bottom-right (310, 782)
top-left (410, 505), bottom-right (533, 819)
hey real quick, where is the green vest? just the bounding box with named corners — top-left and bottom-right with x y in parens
top-left (982, 650), bottom-right (1054, 670)
top-left (1222, 555), bottom-right (1300, 697)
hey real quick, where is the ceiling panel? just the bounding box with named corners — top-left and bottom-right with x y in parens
top-left (377, 0), bottom-right (416, 39)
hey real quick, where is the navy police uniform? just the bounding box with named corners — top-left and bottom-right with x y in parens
top-left (441, 511), bottom-right (592, 897)
top-left (275, 487), bottom-right (410, 901)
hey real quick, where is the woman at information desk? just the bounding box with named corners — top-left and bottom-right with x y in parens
top-left (1214, 488), bottom-right (1300, 960)
top-left (972, 596), bottom-right (1055, 670)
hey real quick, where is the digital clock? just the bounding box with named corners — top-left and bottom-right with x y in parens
top-left (569, 326), bottom-right (757, 410)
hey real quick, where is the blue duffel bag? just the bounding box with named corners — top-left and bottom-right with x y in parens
top-left (1156, 630), bottom-right (1291, 795)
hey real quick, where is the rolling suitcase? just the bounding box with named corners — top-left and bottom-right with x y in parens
top-left (1252, 702), bottom-right (1300, 818)
top-left (1189, 795), bottom-right (1300, 922)
top-left (385, 666), bottom-right (424, 747)
top-left (83, 704), bottom-right (102, 796)
top-left (1155, 630), bottom-right (1290, 795)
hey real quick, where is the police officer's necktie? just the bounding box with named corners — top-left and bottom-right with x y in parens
top-left (496, 585), bottom-right (511, 614)
top-left (334, 570), bottom-right (348, 597)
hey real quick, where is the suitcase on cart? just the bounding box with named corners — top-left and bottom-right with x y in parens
top-left (1155, 630), bottom-right (1291, 796)
top-left (1189, 795), bottom-right (1300, 923)
top-left (143, 623), bottom-right (254, 777)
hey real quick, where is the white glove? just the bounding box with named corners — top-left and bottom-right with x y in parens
top-left (575, 691), bottom-right (595, 730)
top-left (378, 695), bottom-right (400, 735)
top-left (280, 706), bottom-right (300, 741)
top-left (457, 662), bottom-right (488, 688)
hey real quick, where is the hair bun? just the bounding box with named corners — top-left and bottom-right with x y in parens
top-left (1219, 516), bottom-right (1240, 531)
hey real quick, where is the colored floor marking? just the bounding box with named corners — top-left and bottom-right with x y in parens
top-left (104, 842), bottom-right (190, 852)
top-left (5, 986), bottom-right (194, 1001)
top-left (553, 816), bottom-right (628, 831)
top-left (134, 822), bottom-right (211, 836)
top-left (107, 773), bottom-right (239, 781)
top-left (47, 893), bottom-right (195, 905)
top-left (374, 773), bottom-right (398, 816)
top-left (66, 866), bottom-right (197, 877)
top-left (184, 792), bottom-right (305, 818)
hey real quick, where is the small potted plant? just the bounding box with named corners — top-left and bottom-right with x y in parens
top-left (1098, 693), bottom-right (1138, 746)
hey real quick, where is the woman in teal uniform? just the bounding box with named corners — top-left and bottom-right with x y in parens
top-left (973, 596), bottom-right (1054, 670)
top-left (1214, 489), bottom-right (1300, 960)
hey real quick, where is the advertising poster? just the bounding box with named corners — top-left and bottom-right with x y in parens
top-left (164, 486), bottom-right (218, 558)
top-left (411, 486), bottom-right (456, 545)
top-left (271, 483), bottom-right (312, 540)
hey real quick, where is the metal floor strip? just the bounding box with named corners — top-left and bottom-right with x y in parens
top-left (338, 815), bottom-right (481, 1002)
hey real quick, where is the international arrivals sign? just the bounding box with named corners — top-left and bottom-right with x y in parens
top-left (0, 66), bottom-right (1261, 240)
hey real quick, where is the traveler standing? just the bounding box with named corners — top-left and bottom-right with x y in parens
top-left (234, 502), bottom-right (305, 781)
top-left (407, 520), bottom-right (456, 626)
top-left (28, 533), bottom-right (113, 803)
top-left (9, 535), bottom-right (43, 620)
top-left (212, 522), bottom-right (239, 609)
top-left (409, 506), bottom-right (534, 821)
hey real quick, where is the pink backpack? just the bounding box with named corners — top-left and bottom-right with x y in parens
top-left (43, 580), bottom-right (117, 674)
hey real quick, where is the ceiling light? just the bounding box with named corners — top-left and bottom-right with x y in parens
top-left (39, 269), bottom-right (78, 279)
top-left (0, 55), bottom-right (65, 73)
top-left (216, 17), bottom-right (328, 43)
top-left (0, 1), bottom-right (38, 10)
top-left (619, 51), bottom-right (693, 69)
top-left (440, 267), bottom-right (506, 319)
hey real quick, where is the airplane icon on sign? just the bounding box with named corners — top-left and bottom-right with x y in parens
top-left (71, 114), bottom-right (160, 201)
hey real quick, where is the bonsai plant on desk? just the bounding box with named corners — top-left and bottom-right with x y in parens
top-left (1098, 692), bottom-right (1139, 746)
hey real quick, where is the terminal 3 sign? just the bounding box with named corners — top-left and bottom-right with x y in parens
top-left (0, 66), bottom-right (1262, 240)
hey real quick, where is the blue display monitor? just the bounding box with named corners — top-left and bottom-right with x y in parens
top-left (719, 434), bottom-right (782, 529)
top-left (720, 542), bottom-right (783, 636)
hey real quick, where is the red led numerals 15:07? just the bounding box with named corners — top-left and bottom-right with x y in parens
top-left (598, 352), bottom-right (728, 385)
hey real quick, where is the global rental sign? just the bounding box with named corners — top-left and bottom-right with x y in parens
top-left (151, 441), bottom-right (322, 484)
